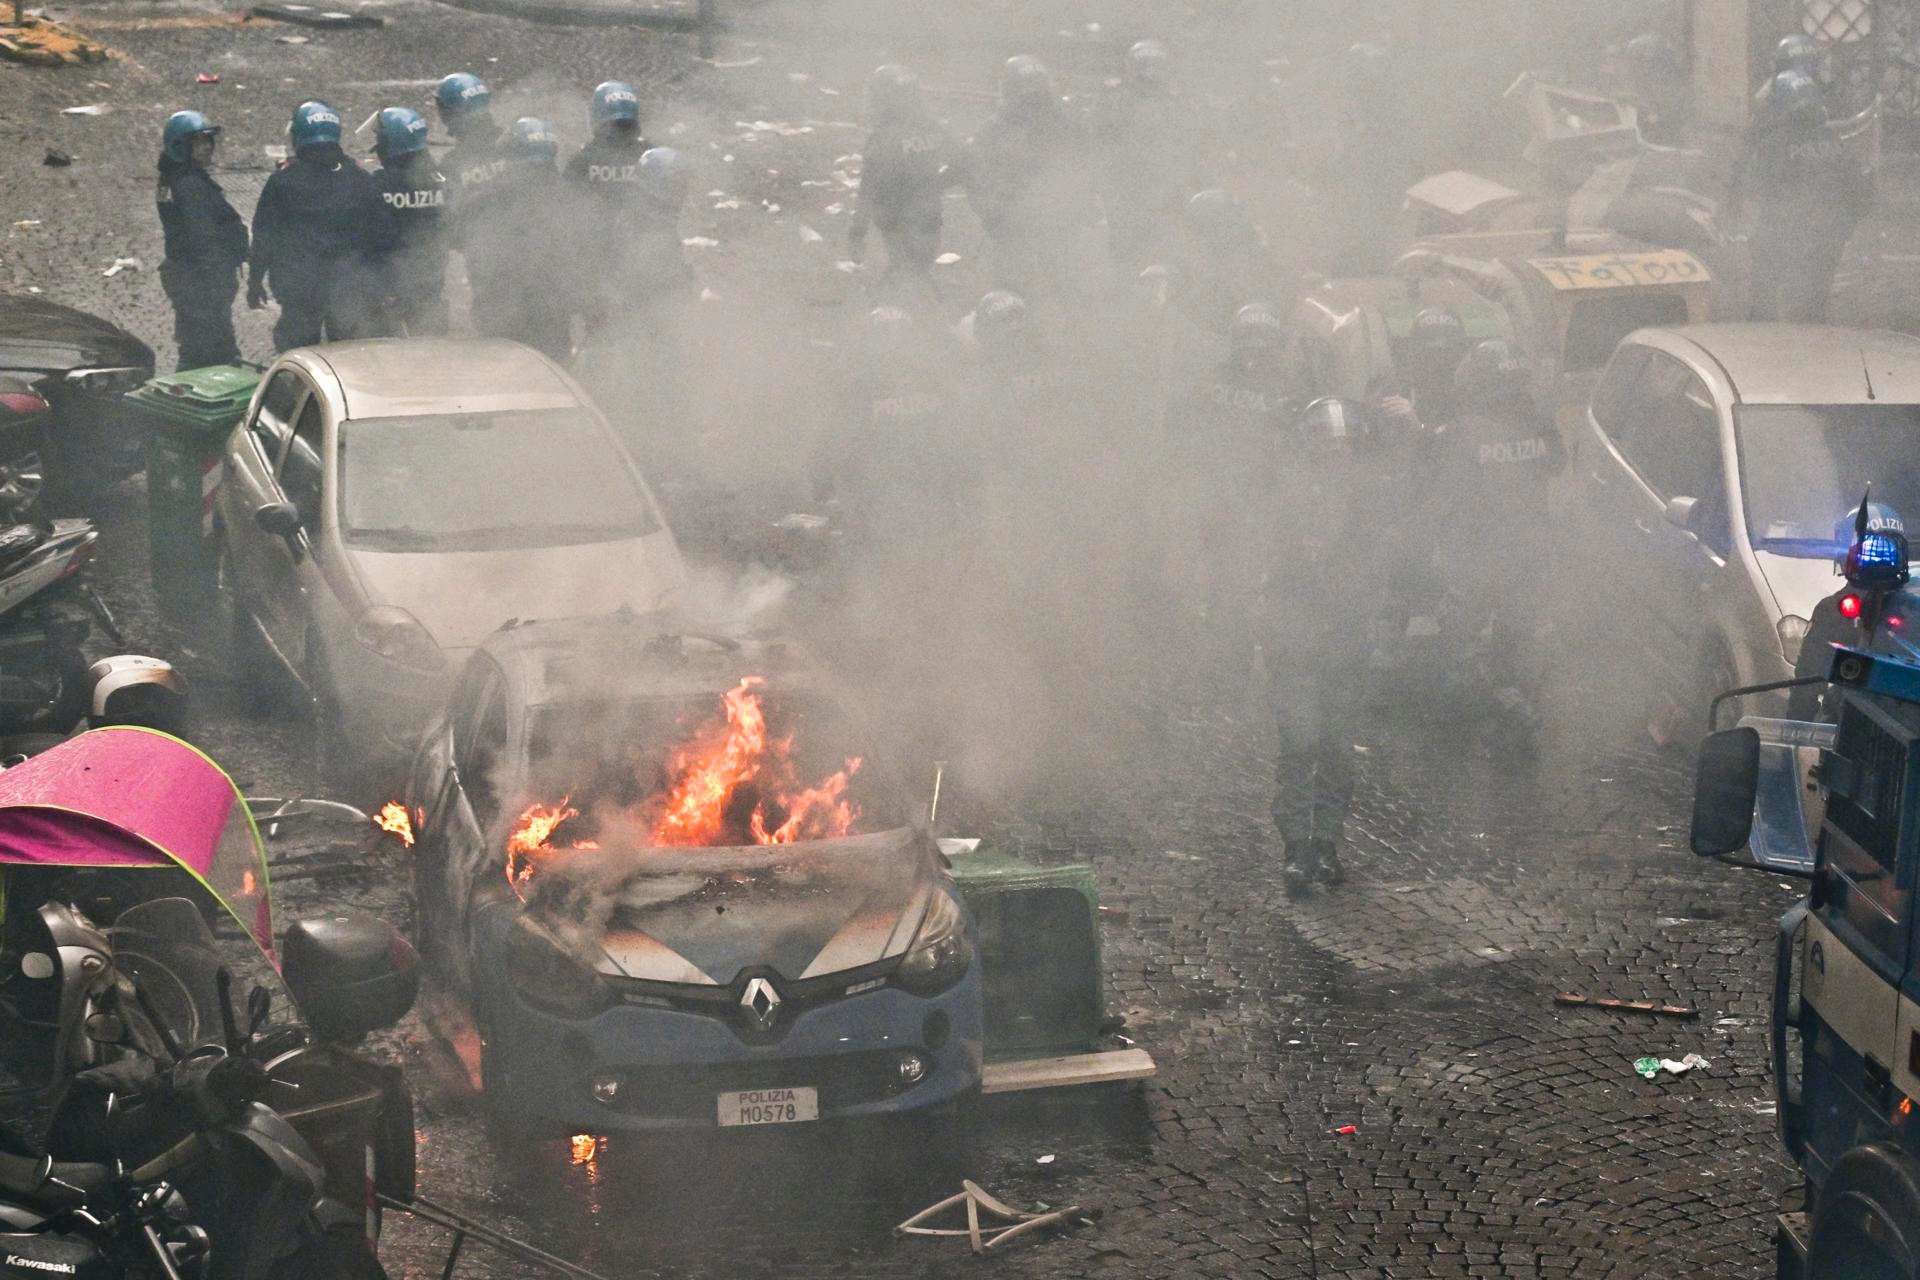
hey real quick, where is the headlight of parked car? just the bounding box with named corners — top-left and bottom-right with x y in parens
top-left (505, 917), bottom-right (611, 1018)
top-left (353, 605), bottom-right (445, 672)
top-left (1777, 614), bottom-right (1811, 662)
top-left (894, 888), bottom-right (972, 997)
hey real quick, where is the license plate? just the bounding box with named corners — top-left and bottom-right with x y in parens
top-left (717, 1086), bottom-right (818, 1127)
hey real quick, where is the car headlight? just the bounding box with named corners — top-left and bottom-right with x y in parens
top-left (353, 606), bottom-right (445, 671)
top-left (894, 889), bottom-right (973, 997)
top-left (1778, 614), bottom-right (1811, 662)
top-left (505, 917), bottom-right (610, 1018)
top-left (65, 367), bottom-right (149, 395)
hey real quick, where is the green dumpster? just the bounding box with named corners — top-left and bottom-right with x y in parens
top-left (950, 847), bottom-right (1106, 1059)
top-left (124, 364), bottom-right (261, 618)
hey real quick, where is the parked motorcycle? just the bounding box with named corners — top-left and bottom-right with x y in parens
top-left (0, 490), bottom-right (121, 736)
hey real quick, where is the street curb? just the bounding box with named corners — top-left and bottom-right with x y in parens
top-left (431, 0), bottom-right (701, 30)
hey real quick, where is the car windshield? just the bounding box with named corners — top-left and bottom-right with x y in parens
top-left (339, 409), bottom-right (658, 552)
top-left (1734, 404), bottom-right (1920, 557)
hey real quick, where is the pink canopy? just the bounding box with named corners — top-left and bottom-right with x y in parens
top-left (0, 728), bottom-right (275, 962)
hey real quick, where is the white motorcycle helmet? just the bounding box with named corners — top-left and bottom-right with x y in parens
top-left (87, 656), bottom-right (189, 738)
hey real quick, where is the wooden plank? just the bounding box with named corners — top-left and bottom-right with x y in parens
top-left (1554, 992), bottom-right (1699, 1020)
top-left (980, 1048), bottom-right (1155, 1095)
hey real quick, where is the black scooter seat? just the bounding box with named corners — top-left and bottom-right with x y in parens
top-left (0, 1150), bottom-right (111, 1213)
top-left (0, 524), bottom-right (46, 567)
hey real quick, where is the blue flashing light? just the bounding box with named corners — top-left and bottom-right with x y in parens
top-left (1845, 529), bottom-right (1912, 591)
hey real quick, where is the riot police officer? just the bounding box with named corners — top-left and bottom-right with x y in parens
top-left (155, 110), bottom-right (248, 369)
top-left (1377, 305), bottom-right (1469, 435)
top-left (1789, 502), bottom-right (1907, 718)
top-left (1094, 39), bottom-right (1195, 272)
top-left (248, 101), bottom-right (384, 350)
top-left (965, 55), bottom-right (1098, 297)
top-left (848, 65), bottom-right (957, 292)
top-left (1445, 340), bottom-right (1563, 738)
top-left (1172, 189), bottom-right (1292, 335)
top-left (1734, 70), bottom-right (1871, 323)
top-left (468, 118), bottom-right (573, 362)
top-left (436, 73), bottom-right (509, 315)
top-left (1268, 396), bottom-right (1383, 895)
top-left (564, 81), bottom-right (651, 327)
top-left (1316, 43), bottom-right (1421, 276)
top-left (369, 107), bottom-right (449, 336)
top-left (1764, 34), bottom-right (1834, 104)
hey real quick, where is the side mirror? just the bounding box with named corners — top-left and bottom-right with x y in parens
top-left (1691, 727), bottom-right (1761, 856)
top-left (281, 914), bottom-right (419, 1042)
top-left (254, 501), bottom-right (300, 540)
top-left (1664, 495), bottom-right (1700, 531)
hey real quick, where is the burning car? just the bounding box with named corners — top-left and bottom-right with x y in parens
top-left (404, 617), bottom-right (986, 1134)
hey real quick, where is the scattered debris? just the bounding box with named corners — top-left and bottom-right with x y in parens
top-left (250, 3), bottom-right (384, 28)
top-left (42, 148), bottom-right (71, 166)
top-left (196, 71), bottom-right (220, 83)
top-left (1634, 1053), bottom-right (1710, 1079)
top-left (935, 252), bottom-right (962, 265)
top-left (798, 225), bottom-right (823, 243)
top-left (1331, 1125), bottom-right (1358, 1136)
top-left (711, 198), bottom-right (740, 210)
top-left (274, 32), bottom-right (310, 42)
top-left (1034, 1154), bottom-right (1054, 1165)
top-left (705, 55), bottom-right (762, 69)
top-left (61, 102), bottom-right (111, 116)
top-left (101, 256), bottom-right (142, 277)
top-left (0, 17), bottom-right (109, 66)
top-left (698, 286), bottom-right (719, 303)
top-left (11, 221), bottom-right (42, 230)
top-left (897, 1181), bottom-right (1096, 1255)
top-left (833, 260), bottom-right (861, 273)
top-left (1555, 993), bottom-right (1699, 1020)
top-left (734, 119), bottom-right (814, 138)
top-left (682, 236), bottom-right (719, 249)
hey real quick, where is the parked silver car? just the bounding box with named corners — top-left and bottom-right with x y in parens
top-left (216, 338), bottom-right (687, 782)
top-left (1576, 324), bottom-right (1920, 720)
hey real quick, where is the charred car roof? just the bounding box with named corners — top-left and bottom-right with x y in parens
top-left (476, 615), bottom-right (815, 709)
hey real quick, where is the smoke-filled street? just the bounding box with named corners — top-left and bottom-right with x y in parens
top-left (6, 0), bottom-right (1913, 1276)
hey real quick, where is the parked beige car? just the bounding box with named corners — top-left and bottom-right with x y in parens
top-left (216, 338), bottom-right (687, 780)
top-left (1576, 324), bottom-right (1920, 721)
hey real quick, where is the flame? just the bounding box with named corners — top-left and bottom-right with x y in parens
top-left (570, 1134), bottom-right (600, 1164)
top-left (504, 676), bottom-right (864, 889)
top-left (374, 802), bottom-right (415, 847)
top-left (508, 798), bottom-right (579, 887)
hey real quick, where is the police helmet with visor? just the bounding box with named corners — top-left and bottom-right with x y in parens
top-left (162, 110), bottom-right (220, 164)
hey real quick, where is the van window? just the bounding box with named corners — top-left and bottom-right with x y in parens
top-left (1823, 708), bottom-right (1913, 968)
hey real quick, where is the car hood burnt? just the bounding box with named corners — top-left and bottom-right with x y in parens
top-left (0, 293), bottom-right (153, 374)
top-left (520, 826), bottom-right (942, 986)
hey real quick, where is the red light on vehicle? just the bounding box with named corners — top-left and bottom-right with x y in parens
top-left (1840, 594), bottom-right (1864, 620)
top-left (0, 392), bottom-right (48, 416)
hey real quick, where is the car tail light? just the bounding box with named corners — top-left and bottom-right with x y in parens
top-left (0, 392), bottom-right (49, 416)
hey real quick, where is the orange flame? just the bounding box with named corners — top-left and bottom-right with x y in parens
top-left (505, 677), bottom-right (864, 889)
top-left (374, 802), bottom-right (415, 847)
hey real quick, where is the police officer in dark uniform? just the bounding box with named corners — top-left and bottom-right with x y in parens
top-left (1172, 189), bottom-right (1293, 337)
top-left (436, 74), bottom-right (509, 320)
top-left (965, 55), bottom-right (1098, 297)
top-left (564, 81), bottom-right (650, 329)
top-left (468, 118), bottom-right (573, 363)
top-left (1445, 339), bottom-right (1564, 736)
top-left (1733, 70), bottom-right (1871, 323)
top-left (1268, 396), bottom-right (1386, 895)
top-left (156, 110), bottom-right (248, 369)
top-left (1094, 39), bottom-right (1195, 273)
top-left (1790, 503), bottom-right (1907, 718)
top-left (1317, 43), bottom-right (1421, 276)
top-left (248, 101), bottom-right (384, 351)
top-left (369, 107), bottom-right (449, 336)
top-left (848, 65), bottom-right (957, 292)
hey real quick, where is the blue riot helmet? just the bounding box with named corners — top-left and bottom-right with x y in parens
top-left (868, 64), bottom-right (921, 124)
top-left (373, 107), bottom-right (430, 161)
top-left (1453, 338), bottom-right (1532, 406)
top-left (1229, 301), bottom-right (1286, 361)
top-left (590, 80), bottom-right (640, 132)
top-left (1767, 69), bottom-right (1830, 127)
top-left (1001, 55), bottom-right (1055, 110)
top-left (435, 72), bottom-right (491, 121)
top-left (1125, 39), bottom-right (1170, 94)
top-left (973, 289), bottom-right (1030, 358)
top-left (1835, 500), bottom-right (1907, 556)
top-left (506, 117), bottom-right (559, 166)
top-left (1838, 495), bottom-right (1912, 603)
top-left (1774, 33), bottom-right (1832, 85)
top-left (162, 110), bottom-right (219, 164)
top-left (289, 101), bottom-right (343, 152)
top-left (639, 146), bottom-right (689, 210)
top-left (1405, 305), bottom-right (1469, 384)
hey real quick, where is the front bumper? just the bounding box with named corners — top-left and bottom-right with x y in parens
top-left (475, 930), bottom-right (984, 1133)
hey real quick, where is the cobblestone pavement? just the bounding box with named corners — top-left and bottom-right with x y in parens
top-left (0, 3), bottom-right (1830, 1276)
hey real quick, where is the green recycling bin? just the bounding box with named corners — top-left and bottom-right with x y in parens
top-left (125, 363), bottom-right (261, 618)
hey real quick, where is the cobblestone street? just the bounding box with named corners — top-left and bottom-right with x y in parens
top-left (0, 1), bottom-right (1817, 1275)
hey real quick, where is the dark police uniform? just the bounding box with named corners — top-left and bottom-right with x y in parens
top-left (563, 132), bottom-right (652, 322)
top-left (465, 161), bottom-right (573, 363)
top-left (1739, 118), bottom-right (1871, 323)
top-left (442, 123), bottom-right (513, 321)
top-left (371, 152), bottom-right (451, 336)
top-left (851, 115), bottom-right (957, 282)
top-left (965, 103), bottom-right (1096, 297)
top-left (250, 146), bottom-right (385, 351)
top-left (156, 156), bottom-right (249, 368)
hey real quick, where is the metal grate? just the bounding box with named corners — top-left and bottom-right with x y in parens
top-left (1799, 0), bottom-right (1920, 136)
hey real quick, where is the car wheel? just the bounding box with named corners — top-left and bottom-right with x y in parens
top-left (0, 444), bottom-right (46, 520)
top-left (218, 541), bottom-right (274, 707)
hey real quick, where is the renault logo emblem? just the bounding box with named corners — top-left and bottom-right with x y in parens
top-left (741, 977), bottom-right (781, 1030)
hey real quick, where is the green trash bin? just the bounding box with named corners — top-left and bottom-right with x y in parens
top-left (124, 363), bottom-right (262, 618)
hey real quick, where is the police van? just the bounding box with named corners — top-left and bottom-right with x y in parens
top-left (1691, 516), bottom-right (1920, 1277)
